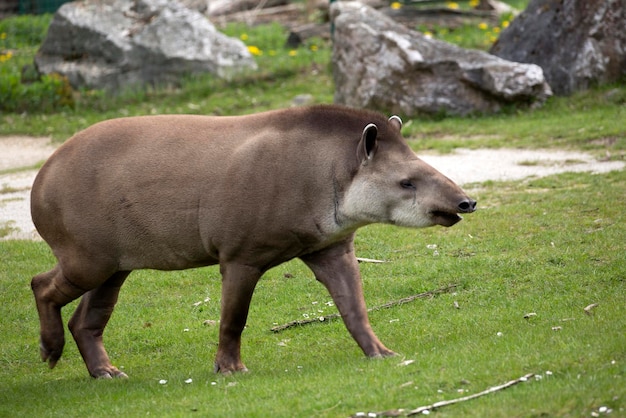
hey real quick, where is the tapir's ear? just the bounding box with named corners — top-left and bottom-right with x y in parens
top-left (358, 123), bottom-right (378, 164)
top-left (388, 115), bottom-right (402, 131)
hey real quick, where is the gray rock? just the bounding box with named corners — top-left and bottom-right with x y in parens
top-left (35, 0), bottom-right (256, 92)
top-left (490, 0), bottom-right (626, 96)
top-left (331, 1), bottom-right (551, 116)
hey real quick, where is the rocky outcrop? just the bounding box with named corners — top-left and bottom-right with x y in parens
top-left (35, 0), bottom-right (256, 92)
top-left (490, 0), bottom-right (626, 95)
top-left (331, 1), bottom-right (551, 116)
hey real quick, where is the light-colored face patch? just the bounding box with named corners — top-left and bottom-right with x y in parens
top-left (338, 159), bottom-right (435, 229)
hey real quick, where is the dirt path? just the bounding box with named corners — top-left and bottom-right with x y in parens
top-left (1, 136), bottom-right (624, 240)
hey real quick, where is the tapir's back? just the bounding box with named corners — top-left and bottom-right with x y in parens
top-left (31, 107), bottom-right (381, 271)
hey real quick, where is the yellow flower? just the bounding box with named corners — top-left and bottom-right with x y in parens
top-left (0, 32), bottom-right (6, 40)
top-left (493, 27), bottom-right (501, 34)
top-left (446, 2), bottom-right (459, 9)
top-left (247, 45), bottom-right (262, 56)
top-left (423, 31), bottom-right (433, 39)
top-left (469, 0), bottom-right (479, 6)
top-left (310, 44), bottom-right (318, 52)
top-left (390, 2), bottom-right (402, 10)
top-left (240, 33), bottom-right (248, 41)
top-left (478, 22), bottom-right (489, 30)
top-left (288, 50), bottom-right (297, 57)
top-left (502, 20), bottom-right (510, 28)
top-left (0, 51), bottom-right (12, 62)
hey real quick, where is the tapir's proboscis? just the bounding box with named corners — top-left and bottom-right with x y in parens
top-left (31, 105), bottom-right (476, 378)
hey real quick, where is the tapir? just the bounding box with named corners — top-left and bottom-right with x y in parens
top-left (30, 104), bottom-right (476, 378)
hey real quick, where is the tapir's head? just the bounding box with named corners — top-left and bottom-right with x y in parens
top-left (340, 115), bottom-right (476, 229)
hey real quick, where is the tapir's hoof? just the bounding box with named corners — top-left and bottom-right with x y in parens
top-left (214, 361), bottom-right (249, 375)
top-left (40, 343), bottom-right (62, 369)
top-left (91, 367), bottom-right (129, 379)
top-left (367, 349), bottom-right (397, 359)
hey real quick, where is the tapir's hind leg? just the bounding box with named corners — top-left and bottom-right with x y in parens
top-left (31, 264), bottom-right (89, 369)
top-left (68, 271), bottom-right (130, 379)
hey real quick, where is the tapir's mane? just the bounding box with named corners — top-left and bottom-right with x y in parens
top-left (274, 104), bottom-right (393, 142)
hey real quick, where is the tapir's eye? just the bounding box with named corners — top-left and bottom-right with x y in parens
top-left (400, 179), bottom-right (416, 190)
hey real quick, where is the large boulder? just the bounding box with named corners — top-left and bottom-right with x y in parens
top-left (490, 0), bottom-right (626, 96)
top-left (331, 1), bottom-right (551, 116)
top-left (35, 0), bottom-right (257, 92)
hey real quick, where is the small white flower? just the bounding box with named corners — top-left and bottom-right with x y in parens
top-left (497, 332), bottom-right (503, 337)
top-left (427, 244), bottom-right (437, 250)
top-left (159, 379), bottom-right (167, 385)
top-left (211, 381), bottom-right (217, 386)
top-left (546, 370), bottom-right (553, 375)
top-left (183, 328), bottom-right (190, 332)
top-left (422, 410), bottom-right (431, 415)
top-left (185, 378), bottom-right (193, 384)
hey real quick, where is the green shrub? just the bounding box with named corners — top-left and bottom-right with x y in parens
top-left (0, 14), bottom-right (75, 113)
top-left (0, 66), bottom-right (74, 113)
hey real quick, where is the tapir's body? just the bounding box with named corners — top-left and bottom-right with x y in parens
top-left (31, 105), bottom-right (475, 378)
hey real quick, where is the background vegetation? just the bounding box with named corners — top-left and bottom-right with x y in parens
top-left (0, 1), bottom-right (624, 416)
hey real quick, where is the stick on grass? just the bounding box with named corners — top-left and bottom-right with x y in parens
top-left (270, 283), bottom-right (459, 333)
top-left (406, 373), bottom-right (536, 415)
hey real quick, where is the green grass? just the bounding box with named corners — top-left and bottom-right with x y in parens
top-left (1, 169), bottom-right (625, 417)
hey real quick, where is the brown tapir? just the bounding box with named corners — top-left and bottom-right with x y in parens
top-left (30, 105), bottom-right (476, 378)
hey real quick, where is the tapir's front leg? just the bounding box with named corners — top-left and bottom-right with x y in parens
top-left (214, 263), bottom-right (262, 374)
top-left (301, 238), bottom-right (396, 358)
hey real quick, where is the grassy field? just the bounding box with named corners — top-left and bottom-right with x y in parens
top-left (1, 2), bottom-right (625, 417)
top-left (2, 170), bottom-right (624, 417)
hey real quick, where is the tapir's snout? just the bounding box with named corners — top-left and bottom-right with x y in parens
top-left (430, 197), bottom-right (477, 227)
top-left (458, 198), bottom-right (477, 213)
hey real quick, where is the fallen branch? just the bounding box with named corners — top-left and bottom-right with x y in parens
top-left (270, 283), bottom-right (458, 333)
top-left (406, 373), bottom-right (535, 416)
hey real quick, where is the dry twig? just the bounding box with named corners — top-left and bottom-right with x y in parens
top-left (406, 373), bottom-right (535, 415)
top-left (270, 283), bottom-right (459, 333)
